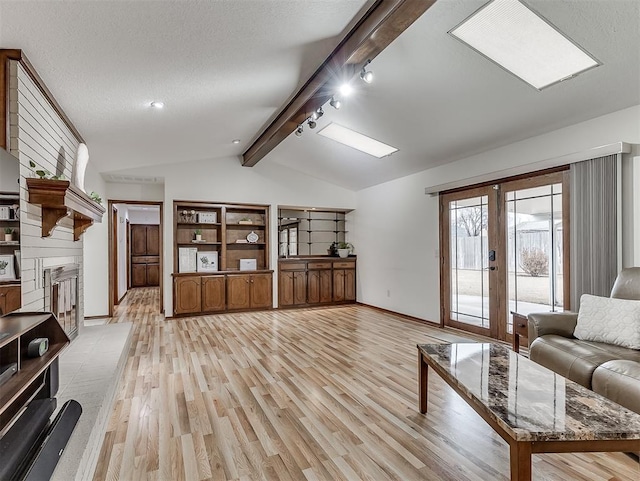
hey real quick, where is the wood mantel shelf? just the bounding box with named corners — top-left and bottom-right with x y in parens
top-left (26, 178), bottom-right (105, 240)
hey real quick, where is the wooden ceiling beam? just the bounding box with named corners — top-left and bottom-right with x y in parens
top-left (242, 0), bottom-right (437, 167)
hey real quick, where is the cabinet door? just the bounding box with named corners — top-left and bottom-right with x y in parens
top-left (131, 225), bottom-right (147, 256)
top-left (279, 271), bottom-right (295, 306)
top-left (147, 264), bottom-right (160, 286)
top-left (319, 269), bottom-right (332, 303)
top-left (202, 276), bottom-right (225, 312)
top-left (146, 225), bottom-right (160, 255)
top-left (131, 264), bottom-right (147, 287)
top-left (5, 286), bottom-right (21, 313)
top-left (227, 275), bottom-right (251, 310)
top-left (175, 277), bottom-right (202, 314)
top-left (307, 270), bottom-right (320, 304)
top-left (293, 271), bottom-right (306, 305)
top-left (250, 273), bottom-right (272, 309)
top-left (333, 270), bottom-right (345, 302)
top-left (344, 269), bottom-right (356, 301)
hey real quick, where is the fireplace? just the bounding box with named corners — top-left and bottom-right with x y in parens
top-left (44, 264), bottom-right (79, 339)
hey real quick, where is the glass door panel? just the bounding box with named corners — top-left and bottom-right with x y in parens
top-left (448, 195), bottom-right (491, 332)
top-left (505, 183), bottom-right (564, 332)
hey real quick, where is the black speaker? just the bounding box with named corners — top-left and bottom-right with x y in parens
top-left (27, 338), bottom-right (49, 358)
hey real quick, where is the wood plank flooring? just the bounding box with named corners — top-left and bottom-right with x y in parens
top-left (93, 287), bottom-right (639, 481)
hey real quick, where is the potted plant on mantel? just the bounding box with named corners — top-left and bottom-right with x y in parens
top-left (337, 242), bottom-right (354, 258)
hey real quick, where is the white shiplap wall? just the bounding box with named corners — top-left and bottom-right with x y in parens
top-left (9, 60), bottom-right (84, 321)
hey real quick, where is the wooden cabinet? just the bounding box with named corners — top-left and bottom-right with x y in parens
top-left (131, 225), bottom-right (160, 287)
top-left (278, 258), bottom-right (355, 307)
top-left (174, 276), bottom-right (202, 315)
top-left (172, 200), bottom-right (272, 316)
top-left (307, 269), bottom-right (332, 304)
top-left (0, 284), bottom-right (20, 316)
top-left (227, 273), bottom-right (272, 310)
top-left (202, 276), bottom-right (225, 312)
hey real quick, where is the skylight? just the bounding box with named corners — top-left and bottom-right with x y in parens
top-left (317, 123), bottom-right (398, 158)
top-left (449, 0), bottom-right (600, 90)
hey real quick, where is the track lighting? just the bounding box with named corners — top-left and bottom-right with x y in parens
top-left (308, 118), bottom-right (317, 129)
top-left (360, 60), bottom-right (373, 83)
top-left (330, 96), bottom-right (341, 109)
top-left (295, 124), bottom-right (303, 137)
top-left (310, 107), bottom-right (324, 121)
top-left (339, 83), bottom-right (353, 97)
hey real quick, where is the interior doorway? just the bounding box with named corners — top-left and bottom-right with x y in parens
top-left (108, 200), bottom-right (163, 317)
top-left (439, 169), bottom-right (570, 341)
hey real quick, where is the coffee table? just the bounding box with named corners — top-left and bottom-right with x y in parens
top-left (417, 343), bottom-right (640, 481)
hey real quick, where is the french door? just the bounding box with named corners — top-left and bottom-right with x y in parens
top-left (440, 170), bottom-right (570, 341)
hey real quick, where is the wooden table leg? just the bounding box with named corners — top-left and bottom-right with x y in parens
top-left (510, 441), bottom-right (532, 481)
top-left (418, 351), bottom-right (428, 413)
top-left (513, 332), bottom-right (520, 353)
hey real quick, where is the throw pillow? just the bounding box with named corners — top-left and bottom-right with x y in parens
top-left (574, 294), bottom-right (640, 349)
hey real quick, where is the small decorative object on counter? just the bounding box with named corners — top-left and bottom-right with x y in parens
top-left (328, 242), bottom-right (338, 257)
top-left (337, 242), bottom-right (354, 258)
top-left (246, 231), bottom-right (259, 243)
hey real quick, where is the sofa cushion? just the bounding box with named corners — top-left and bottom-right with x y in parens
top-left (574, 294), bottom-right (640, 349)
top-left (592, 360), bottom-right (640, 414)
top-left (529, 335), bottom-right (640, 388)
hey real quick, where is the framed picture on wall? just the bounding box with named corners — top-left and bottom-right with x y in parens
top-left (0, 254), bottom-right (16, 281)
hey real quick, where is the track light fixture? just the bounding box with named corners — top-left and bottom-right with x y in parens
top-left (307, 118), bottom-right (317, 129)
top-left (295, 124), bottom-right (303, 137)
top-left (329, 96), bottom-right (341, 109)
top-left (310, 107), bottom-right (324, 121)
top-left (360, 60), bottom-right (373, 83)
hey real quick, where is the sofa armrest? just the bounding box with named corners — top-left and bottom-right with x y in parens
top-left (527, 311), bottom-right (578, 345)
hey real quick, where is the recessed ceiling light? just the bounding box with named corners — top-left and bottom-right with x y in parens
top-left (232, 139), bottom-right (241, 144)
top-left (317, 123), bottom-right (398, 158)
top-left (150, 101), bottom-right (164, 109)
top-left (339, 83), bottom-right (353, 97)
top-left (449, 0), bottom-right (600, 90)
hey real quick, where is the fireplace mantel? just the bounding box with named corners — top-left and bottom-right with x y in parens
top-left (26, 178), bottom-right (105, 240)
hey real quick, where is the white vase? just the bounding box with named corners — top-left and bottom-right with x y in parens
top-left (4, 234), bottom-right (12, 242)
top-left (195, 234), bottom-right (202, 241)
top-left (338, 248), bottom-right (349, 258)
top-left (72, 143), bottom-right (89, 193)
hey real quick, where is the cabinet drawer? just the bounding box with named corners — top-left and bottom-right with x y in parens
top-left (280, 262), bottom-right (307, 271)
top-left (308, 262), bottom-right (331, 269)
top-left (333, 261), bottom-right (355, 269)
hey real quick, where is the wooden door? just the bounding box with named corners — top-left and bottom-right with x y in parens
top-left (146, 225), bottom-right (160, 255)
top-left (227, 275), bottom-right (251, 310)
top-left (279, 271), bottom-right (295, 306)
top-left (333, 270), bottom-right (345, 302)
top-left (250, 273), bottom-right (272, 309)
top-left (147, 264), bottom-right (160, 286)
top-left (293, 271), bottom-right (306, 305)
top-left (174, 277), bottom-right (201, 314)
top-left (202, 276), bottom-right (225, 312)
top-left (319, 270), bottom-right (332, 303)
top-left (131, 225), bottom-right (147, 256)
top-left (344, 269), bottom-right (356, 301)
top-left (131, 264), bottom-right (147, 287)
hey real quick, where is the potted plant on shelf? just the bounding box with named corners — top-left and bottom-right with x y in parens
top-left (194, 229), bottom-right (203, 241)
top-left (328, 242), bottom-right (338, 256)
top-left (337, 242), bottom-right (353, 258)
top-left (4, 228), bottom-right (13, 242)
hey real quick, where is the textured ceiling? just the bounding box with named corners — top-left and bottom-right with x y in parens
top-left (0, 0), bottom-right (639, 191)
top-left (0, 0), bottom-right (371, 173)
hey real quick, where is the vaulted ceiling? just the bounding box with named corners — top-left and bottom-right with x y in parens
top-left (1, 0), bottom-right (638, 190)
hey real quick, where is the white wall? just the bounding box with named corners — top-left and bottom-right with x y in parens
top-left (106, 182), bottom-right (164, 202)
top-left (113, 204), bottom-right (129, 301)
top-left (82, 163), bottom-right (108, 316)
top-left (128, 208), bottom-right (160, 225)
top-left (11, 61), bottom-right (85, 323)
top-left (354, 105), bottom-right (640, 321)
top-left (106, 156), bottom-right (356, 315)
top-left (621, 151), bottom-right (640, 266)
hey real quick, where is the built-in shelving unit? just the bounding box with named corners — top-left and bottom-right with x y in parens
top-left (25, 179), bottom-right (105, 240)
top-left (278, 207), bottom-right (351, 256)
top-left (0, 192), bottom-right (21, 315)
top-left (172, 201), bottom-right (272, 316)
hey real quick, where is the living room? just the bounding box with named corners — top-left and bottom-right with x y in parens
top-left (1, 1), bottom-right (639, 480)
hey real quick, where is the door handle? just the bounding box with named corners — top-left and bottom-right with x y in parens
top-left (484, 266), bottom-right (497, 271)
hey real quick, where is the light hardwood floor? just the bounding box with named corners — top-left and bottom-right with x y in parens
top-left (93, 287), bottom-right (639, 481)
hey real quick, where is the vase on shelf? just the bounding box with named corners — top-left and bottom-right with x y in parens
top-left (4, 234), bottom-right (12, 242)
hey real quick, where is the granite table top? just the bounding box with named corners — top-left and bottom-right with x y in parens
top-left (418, 343), bottom-right (640, 442)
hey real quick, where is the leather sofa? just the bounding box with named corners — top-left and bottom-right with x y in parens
top-left (528, 267), bottom-right (640, 414)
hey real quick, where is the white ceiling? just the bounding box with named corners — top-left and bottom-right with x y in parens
top-left (1, 0), bottom-right (639, 191)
